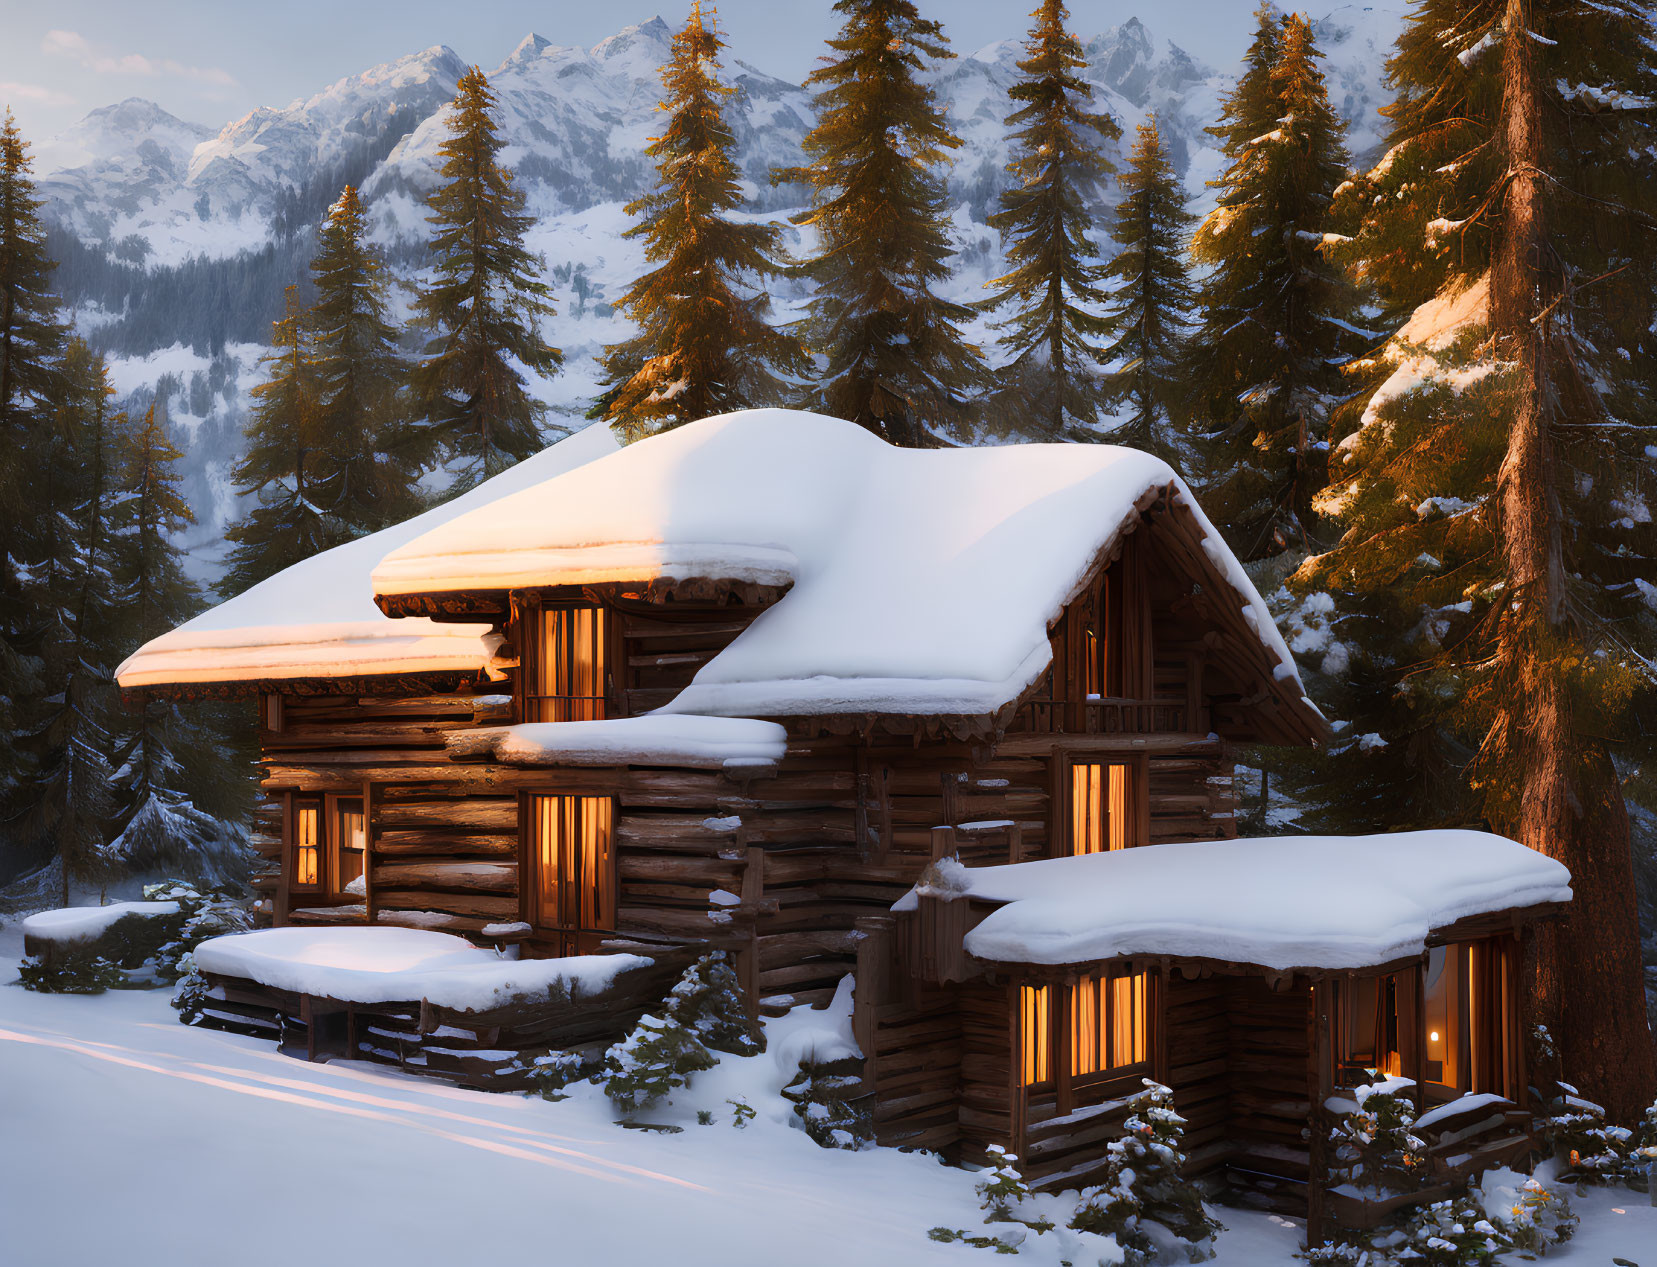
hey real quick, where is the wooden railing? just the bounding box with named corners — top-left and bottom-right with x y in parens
top-left (1014, 696), bottom-right (1188, 736)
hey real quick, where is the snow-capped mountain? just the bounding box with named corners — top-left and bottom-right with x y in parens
top-left (40, 45), bottom-right (469, 265)
top-left (30, 7), bottom-right (1408, 582)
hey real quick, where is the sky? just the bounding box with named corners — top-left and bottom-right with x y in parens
top-left (0, 0), bottom-right (1276, 145)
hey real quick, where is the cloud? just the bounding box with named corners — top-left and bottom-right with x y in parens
top-left (42, 30), bottom-right (237, 88)
top-left (1, 81), bottom-right (76, 108)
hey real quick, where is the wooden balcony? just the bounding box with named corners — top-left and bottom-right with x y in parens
top-left (1013, 696), bottom-right (1188, 736)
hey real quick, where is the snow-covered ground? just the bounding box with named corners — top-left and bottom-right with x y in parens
top-left (1, 934), bottom-right (1652, 1266)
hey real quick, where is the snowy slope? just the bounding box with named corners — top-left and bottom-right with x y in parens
top-left (2, 950), bottom-right (1653, 1267)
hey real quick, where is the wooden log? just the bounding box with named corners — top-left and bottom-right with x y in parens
top-left (374, 831), bottom-right (518, 857)
top-left (373, 861), bottom-right (518, 893)
top-left (372, 890), bottom-right (518, 920)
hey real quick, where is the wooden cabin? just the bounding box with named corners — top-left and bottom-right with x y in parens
top-left (118, 409), bottom-right (1571, 1233)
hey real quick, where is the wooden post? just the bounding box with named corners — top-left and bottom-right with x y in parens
top-left (1055, 984), bottom-right (1075, 1117)
top-left (1415, 961), bottom-right (1429, 1118)
top-left (1008, 982), bottom-right (1029, 1160)
top-left (275, 790), bottom-right (293, 926)
top-left (737, 846), bottom-right (765, 1018)
top-left (362, 779), bottom-right (376, 924)
top-left (1007, 822), bottom-right (1024, 865)
top-left (930, 825), bottom-right (956, 861)
top-left (853, 915), bottom-right (893, 1069)
top-left (1306, 979), bottom-right (1329, 1250)
top-left (939, 769), bottom-right (961, 828)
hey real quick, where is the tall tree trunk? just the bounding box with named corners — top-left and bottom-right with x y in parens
top-left (1490, 0), bottom-right (1655, 1121)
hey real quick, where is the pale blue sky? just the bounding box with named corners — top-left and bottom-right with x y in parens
top-left (0, 1), bottom-right (1272, 144)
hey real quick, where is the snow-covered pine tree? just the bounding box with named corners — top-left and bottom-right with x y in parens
top-left (0, 110), bottom-right (66, 837)
top-left (1297, 0), bottom-right (1657, 1120)
top-left (596, 5), bottom-right (807, 443)
top-left (781, 0), bottom-right (985, 447)
top-left (27, 342), bottom-right (123, 903)
top-left (108, 404), bottom-right (229, 873)
top-left (980, 0), bottom-right (1119, 442)
top-left (306, 185), bottom-right (419, 532)
top-left (220, 287), bottom-right (332, 596)
top-left (600, 1010), bottom-right (716, 1113)
top-left (1097, 117), bottom-right (1197, 458)
top-left (663, 951), bottom-right (764, 1056)
top-left (411, 67), bottom-right (562, 485)
top-left (1069, 1081), bottom-right (1220, 1265)
top-left (1190, 9), bottom-right (1360, 561)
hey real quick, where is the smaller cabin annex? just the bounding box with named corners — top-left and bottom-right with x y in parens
top-left (119, 409), bottom-right (1571, 1236)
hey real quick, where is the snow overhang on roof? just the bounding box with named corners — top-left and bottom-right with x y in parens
top-left (372, 409), bottom-right (1314, 722)
top-left (892, 831), bottom-right (1572, 975)
top-left (114, 424), bottom-right (620, 691)
top-left (446, 716), bottom-right (788, 772)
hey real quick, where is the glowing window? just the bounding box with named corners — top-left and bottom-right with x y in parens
top-left (334, 800), bottom-right (366, 894)
top-left (293, 801), bottom-right (321, 888)
top-left (1020, 985), bottom-right (1053, 1087)
top-left (531, 795), bottom-right (615, 933)
top-left (1070, 972), bottom-right (1150, 1078)
top-left (1070, 763), bottom-right (1130, 855)
top-left (528, 606), bottom-right (608, 722)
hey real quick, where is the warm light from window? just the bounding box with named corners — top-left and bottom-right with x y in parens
top-left (1429, 1030), bottom-right (1440, 1043)
top-left (1020, 985), bottom-right (1052, 1087)
top-left (295, 805), bottom-right (320, 887)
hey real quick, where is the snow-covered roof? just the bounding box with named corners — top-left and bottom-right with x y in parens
top-left (892, 830), bottom-right (1572, 974)
top-left (115, 424), bottom-right (619, 689)
top-left (373, 410), bottom-right (1308, 719)
top-left (448, 716), bottom-right (788, 771)
top-left (192, 926), bottom-right (646, 1012)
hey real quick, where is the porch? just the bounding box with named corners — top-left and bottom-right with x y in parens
top-left (188, 926), bottom-right (693, 1087)
top-left (877, 830), bottom-right (1573, 1236)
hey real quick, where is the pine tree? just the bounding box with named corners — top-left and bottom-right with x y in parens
top-left (1296, 0), bottom-right (1657, 1118)
top-left (109, 404), bottom-right (225, 870)
top-left (782, 0), bottom-right (985, 446)
top-left (1191, 9), bottom-right (1360, 560)
top-left (306, 185), bottom-right (418, 530)
top-left (1097, 117), bottom-right (1197, 457)
top-left (597, 6), bottom-right (807, 443)
top-left (0, 109), bottom-right (66, 821)
top-left (411, 68), bottom-right (562, 484)
top-left (221, 287), bottom-right (331, 596)
top-left (980, 0), bottom-right (1120, 441)
top-left (29, 343), bottom-right (124, 903)
top-left (1069, 1082), bottom-right (1220, 1265)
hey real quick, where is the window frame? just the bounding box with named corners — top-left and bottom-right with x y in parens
top-left (290, 796), bottom-right (324, 893)
top-left (523, 792), bottom-right (618, 955)
top-left (1062, 756), bottom-right (1144, 855)
top-left (521, 600), bottom-right (611, 723)
top-left (286, 794), bottom-right (366, 903)
top-left (1017, 966), bottom-right (1161, 1108)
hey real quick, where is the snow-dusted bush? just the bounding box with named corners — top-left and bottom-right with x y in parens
top-left (1327, 1076), bottom-right (1429, 1195)
top-left (664, 951), bottom-right (763, 1056)
top-left (1480, 1174), bottom-right (1576, 1254)
top-left (976, 1146), bottom-right (1052, 1231)
top-left (1070, 1081), bottom-right (1221, 1265)
top-left (1537, 1080), bottom-right (1634, 1181)
top-left (928, 1147), bottom-right (1062, 1257)
top-left (1392, 1195), bottom-right (1505, 1265)
top-left (782, 1055), bottom-right (871, 1149)
top-left (170, 954), bottom-right (210, 1024)
top-left (600, 1011), bottom-right (716, 1112)
top-left (525, 1048), bottom-right (600, 1102)
top-left (18, 949), bottom-right (128, 994)
top-left (143, 879), bottom-right (253, 982)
